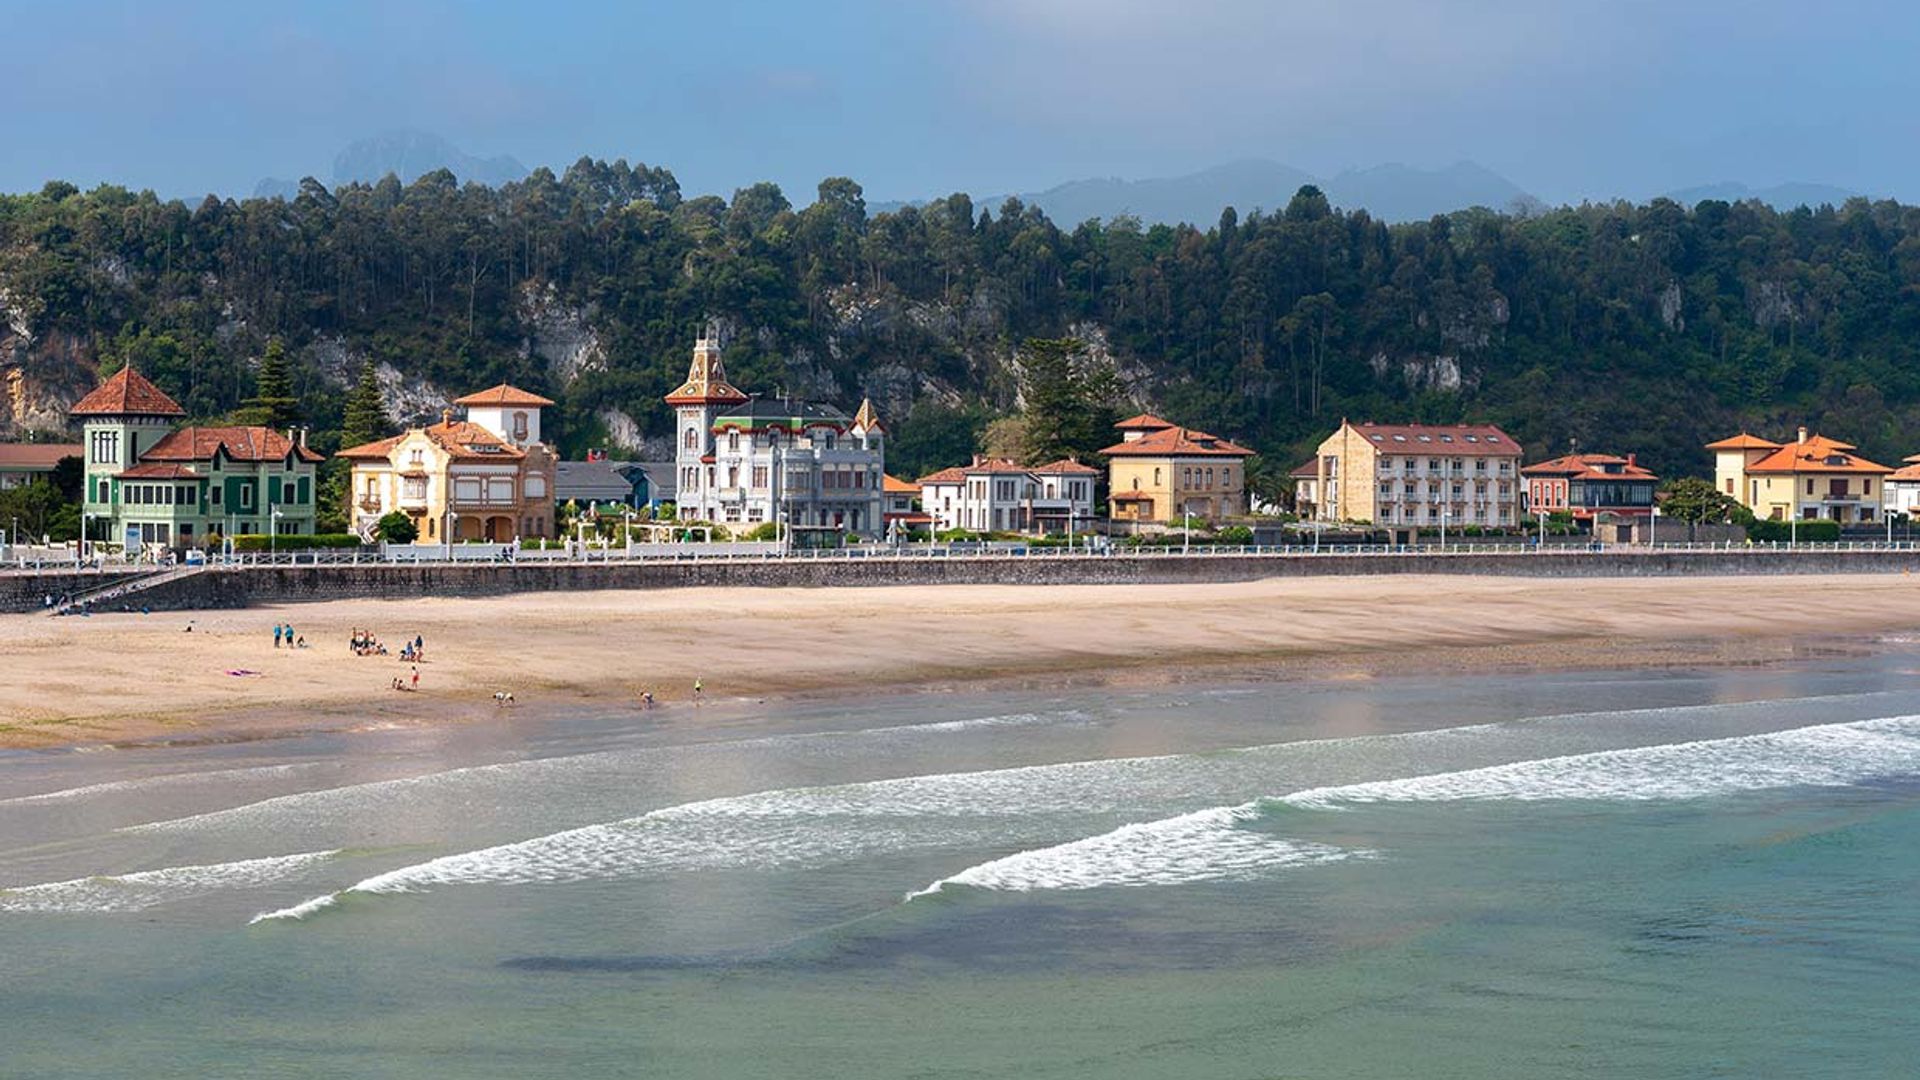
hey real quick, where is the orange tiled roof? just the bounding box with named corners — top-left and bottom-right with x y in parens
top-left (0, 443), bottom-right (81, 469)
top-left (1704, 432), bottom-right (1786, 451)
top-left (336, 421), bottom-right (525, 464)
top-left (140, 426), bottom-right (324, 464)
top-left (453, 384), bottom-right (555, 408)
top-left (1520, 453), bottom-right (1658, 482)
top-left (68, 368), bottom-right (185, 417)
top-left (1099, 425), bottom-right (1254, 458)
top-left (917, 466), bottom-right (968, 485)
top-left (1347, 422), bottom-right (1521, 455)
top-left (882, 473), bottom-right (918, 494)
top-left (1744, 434), bottom-right (1891, 475)
top-left (1032, 457), bottom-right (1100, 475)
top-left (1889, 464), bottom-right (1920, 481)
top-left (1114, 413), bottom-right (1175, 431)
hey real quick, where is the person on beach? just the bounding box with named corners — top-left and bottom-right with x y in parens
top-left (411, 666), bottom-right (420, 692)
top-left (693, 679), bottom-right (703, 705)
top-left (641, 689), bottom-right (654, 710)
top-left (273, 623), bottom-right (283, 648)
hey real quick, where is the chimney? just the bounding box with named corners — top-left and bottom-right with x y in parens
top-left (1797, 425), bottom-right (1808, 444)
top-left (1626, 453), bottom-right (1636, 468)
top-left (972, 454), bottom-right (984, 467)
top-left (297, 426), bottom-right (308, 449)
top-left (441, 408), bottom-right (453, 426)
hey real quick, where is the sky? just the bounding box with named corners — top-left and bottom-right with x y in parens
top-left (5, 0), bottom-right (1917, 206)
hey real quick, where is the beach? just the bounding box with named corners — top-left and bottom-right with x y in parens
top-left (5, 571), bottom-right (1920, 749)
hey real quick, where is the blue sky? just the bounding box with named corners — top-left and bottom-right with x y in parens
top-left (5, 0), bottom-right (1916, 204)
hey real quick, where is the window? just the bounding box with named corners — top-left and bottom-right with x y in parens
top-left (1805, 478), bottom-right (1815, 495)
top-left (409, 449), bottom-right (425, 467)
top-left (727, 430), bottom-right (740, 451)
top-left (402, 476), bottom-right (426, 501)
top-left (512, 412), bottom-right (529, 441)
top-left (211, 486), bottom-right (222, 506)
top-left (1154, 468), bottom-right (1162, 485)
top-left (89, 430), bottom-right (120, 465)
top-left (751, 465), bottom-right (769, 488)
top-left (684, 428), bottom-right (698, 450)
top-left (240, 484), bottom-right (254, 509)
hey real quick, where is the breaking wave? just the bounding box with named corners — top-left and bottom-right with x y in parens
top-left (910, 716), bottom-right (1920, 898)
top-left (0, 851), bottom-right (338, 914)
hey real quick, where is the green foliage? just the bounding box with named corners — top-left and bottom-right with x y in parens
top-left (1018, 337), bottom-right (1122, 465)
top-left (0, 479), bottom-right (81, 542)
top-left (1659, 476), bottom-right (1749, 539)
top-left (1215, 525), bottom-right (1254, 544)
top-left (1746, 517), bottom-right (1842, 543)
top-left (231, 533), bottom-right (365, 551)
top-left (740, 522), bottom-right (781, 541)
top-left (375, 511), bottom-right (417, 544)
top-left (12, 175), bottom-right (1920, 483)
top-left (339, 359), bottom-right (391, 449)
top-left (233, 337), bottom-right (300, 429)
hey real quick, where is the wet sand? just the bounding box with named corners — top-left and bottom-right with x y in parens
top-left (3, 573), bottom-right (1918, 749)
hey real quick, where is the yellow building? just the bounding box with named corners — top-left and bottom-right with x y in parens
top-left (339, 385), bottom-right (558, 542)
top-left (1310, 421), bottom-right (1522, 526)
top-left (1101, 414), bottom-right (1253, 526)
top-left (1707, 427), bottom-right (1890, 522)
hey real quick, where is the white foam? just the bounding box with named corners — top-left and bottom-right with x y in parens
top-left (909, 804), bottom-right (1363, 896)
top-left (0, 850), bottom-right (338, 914)
top-left (905, 715), bottom-right (1920, 898)
top-left (1281, 715), bottom-right (1920, 809)
top-left (0, 762), bottom-right (319, 807)
top-left (248, 892), bottom-right (339, 924)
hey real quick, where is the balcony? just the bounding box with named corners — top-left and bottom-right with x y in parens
top-left (356, 494), bottom-right (384, 511)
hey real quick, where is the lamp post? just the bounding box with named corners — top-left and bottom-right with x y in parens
top-left (270, 507), bottom-right (282, 559)
top-left (1649, 504), bottom-right (1659, 547)
top-left (1182, 509), bottom-right (1192, 555)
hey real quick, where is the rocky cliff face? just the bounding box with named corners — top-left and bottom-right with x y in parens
top-left (0, 285), bottom-right (98, 439)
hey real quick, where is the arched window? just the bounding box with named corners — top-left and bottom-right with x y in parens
top-left (512, 412), bottom-right (529, 440)
top-left (727, 430), bottom-right (740, 451)
top-left (683, 427), bottom-right (697, 450)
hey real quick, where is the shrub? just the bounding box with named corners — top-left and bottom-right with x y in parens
top-left (375, 511), bottom-right (417, 544)
top-left (740, 522), bottom-right (780, 542)
top-left (1216, 525), bottom-right (1254, 544)
top-left (1747, 518), bottom-right (1841, 543)
top-left (233, 533), bottom-right (367, 552)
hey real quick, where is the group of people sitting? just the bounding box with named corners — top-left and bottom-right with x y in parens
top-left (350, 629), bottom-right (423, 660)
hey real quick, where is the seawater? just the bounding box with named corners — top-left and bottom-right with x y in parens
top-left (5, 658), bottom-right (1920, 1078)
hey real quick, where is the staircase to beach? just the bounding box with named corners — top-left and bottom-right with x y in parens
top-left (49, 564), bottom-right (209, 616)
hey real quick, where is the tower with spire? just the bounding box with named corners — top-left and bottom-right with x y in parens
top-left (664, 333), bottom-right (885, 536)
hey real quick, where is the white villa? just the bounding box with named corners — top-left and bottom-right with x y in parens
top-left (917, 456), bottom-right (1101, 534)
top-left (668, 336), bottom-right (887, 535)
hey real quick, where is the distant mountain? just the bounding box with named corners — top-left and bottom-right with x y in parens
top-left (1664, 180), bottom-right (1861, 210)
top-left (879, 158), bottom-right (1536, 227)
top-left (1321, 162), bottom-right (1531, 223)
top-left (252, 130), bottom-right (528, 198)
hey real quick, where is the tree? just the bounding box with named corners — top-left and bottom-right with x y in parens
top-left (235, 337), bottom-right (299, 429)
top-left (0, 479), bottom-right (81, 542)
top-left (1658, 477), bottom-right (1746, 540)
top-left (339, 359), bottom-right (391, 449)
top-left (375, 511), bottom-right (418, 544)
top-left (1017, 337), bottom-right (1122, 465)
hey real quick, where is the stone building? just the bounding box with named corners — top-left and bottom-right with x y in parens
top-left (1101, 413), bottom-right (1254, 527)
top-left (917, 457), bottom-right (1100, 534)
top-left (1310, 421), bottom-right (1522, 528)
top-left (668, 336), bottom-right (886, 535)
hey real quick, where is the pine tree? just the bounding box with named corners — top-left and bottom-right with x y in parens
top-left (237, 337), bottom-right (300, 429)
top-left (340, 359), bottom-right (391, 449)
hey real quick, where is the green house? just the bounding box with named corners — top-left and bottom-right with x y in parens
top-left (72, 368), bottom-right (324, 551)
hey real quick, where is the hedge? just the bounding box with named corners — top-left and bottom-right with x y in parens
top-left (1746, 518), bottom-right (1841, 543)
top-left (230, 533), bottom-right (367, 552)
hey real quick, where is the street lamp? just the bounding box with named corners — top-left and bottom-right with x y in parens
top-left (270, 507), bottom-right (283, 558)
top-left (1182, 508), bottom-right (1192, 554)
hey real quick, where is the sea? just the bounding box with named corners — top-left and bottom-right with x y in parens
top-left (6, 649), bottom-right (1920, 1078)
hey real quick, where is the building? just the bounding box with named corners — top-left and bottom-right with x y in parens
top-left (72, 367), bottom-right (324, 550)
top-left (1520, 453), bottom-right (1659, 522)
top-left (1884, 455), bottom-right (1920, 519)
top-left (1289, 460), bottom-right (1320, 518)
top-left (1309, 421), bottom-right (1522, 527)
top-left (554, 460), bottom-right (670, 510)
top-left (0, 443), bottom-right (81, 489)
top-left (338, 385), bottom-right (558, 542)
top-left (1101, 414), bottom-right (1253, 526)
top-left (916, 457), bottom-right (1100, 534)
top-left (1708, 427), bottom-right (1890, 523)
top-left (881, 474), bottom-right (934, 535)
top-left (669, 336), bottom-right (886, 534)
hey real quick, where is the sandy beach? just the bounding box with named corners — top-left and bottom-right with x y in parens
top-left (3, 572), bottom-right (1919, 749)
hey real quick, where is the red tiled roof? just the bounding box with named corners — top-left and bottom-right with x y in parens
top-left (1744, 434), bottom-right (1891, 475)
top-left (917, 466), bottom-right (968, 485)
top-left (1114, 413), bottom-right (1175, 431)
top-left (1889, 464), bottom-right (1920, 481)
top-left (453, 384), bottom-right (555, 408)
top-left (140, 426), bottom-right (324, 464)
top-left (1289, 460), bottom-right (1318, 478)
top-left (1346, 422), bottom-right (1521, 455)
top-left (117, 463), bottom-right (202, 480)
top-left (1099, 425), bottom-right (1255, 458)
top-left (1704, 433), bottom-right (1786, 451)
top-left (1031, 457), bottom-right (1100, 475)
top-left (0, 443), bottom-right (81, 469)
top-left (336, 422), bottom-right (524, 464)
top-left (882, 474), bottom-right (919, 494)
top-left (68, 368), bottom-right (185, 417)
top-left (1521, 453), bottom-right (1659, 482)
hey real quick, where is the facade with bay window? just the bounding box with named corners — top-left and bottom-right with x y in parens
top-left (338, 385), bottom-right (557, 542)
top-left (1311, 421), bottom-right (1522, 527)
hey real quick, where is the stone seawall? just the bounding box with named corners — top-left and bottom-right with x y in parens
top-left (8, 549), bottom-right (1913, 613)
top-left (0, 570), bottom-right (152, 613)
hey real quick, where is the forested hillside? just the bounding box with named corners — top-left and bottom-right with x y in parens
top-left (5, 159), bottom-right (1920, 485)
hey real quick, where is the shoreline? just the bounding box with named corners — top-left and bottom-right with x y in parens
top-left (4, 573), bottom-right (1918, 751)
